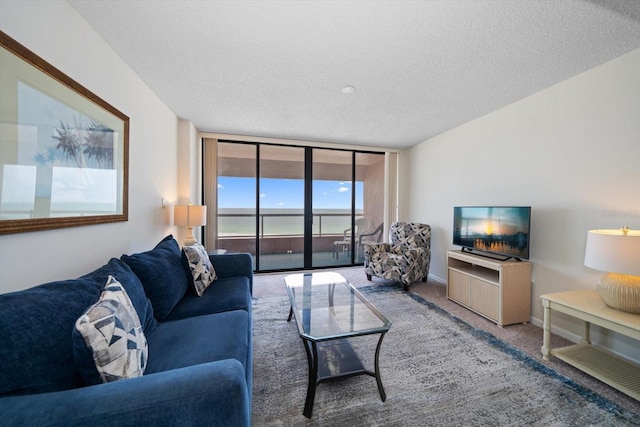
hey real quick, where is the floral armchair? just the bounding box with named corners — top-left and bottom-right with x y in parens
top-left (364, 222), bottom-right (431, 291)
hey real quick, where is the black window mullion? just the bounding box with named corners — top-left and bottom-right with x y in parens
top-left (304, 147), bottom-right (313, 268)
top-left (350, 151), bottom-right (356, 264)
top-left (255, 143), bottom-right (261, 272)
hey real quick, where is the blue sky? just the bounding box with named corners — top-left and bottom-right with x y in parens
top-left (218, 177), bottom-right (363, 209)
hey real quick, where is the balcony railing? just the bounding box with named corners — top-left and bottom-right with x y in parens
top-left (217, 211), bottom-right (361, 238)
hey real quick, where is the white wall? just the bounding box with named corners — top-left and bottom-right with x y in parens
top-left (401, 48), bottom-right (640, 361)
top-left (176, 119), bottom-right (203, 245)
top-left (0, 0), bottom-right (180, 293)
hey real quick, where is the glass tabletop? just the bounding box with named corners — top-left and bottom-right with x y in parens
top-left (284, 272), bottom-right (391, 341)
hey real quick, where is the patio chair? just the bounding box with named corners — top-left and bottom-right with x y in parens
top-left (334, 218), bottom-right (375, 259)
top-left (357, 223), bottom-right (384, 261)
top-left (364, 222), bottom-right (431, 291)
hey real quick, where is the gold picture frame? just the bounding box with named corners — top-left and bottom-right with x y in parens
top-left (0, 31), bottom-right (129, 234)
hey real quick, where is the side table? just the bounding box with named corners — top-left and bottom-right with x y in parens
top-left (541, 290), bottom-right (640, 400)
top-left (208, 249), bottom-right (228, 255)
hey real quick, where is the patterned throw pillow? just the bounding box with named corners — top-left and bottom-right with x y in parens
top-left (182, 243), bottom-right (217, 296)
top-left (75, 276), bottom-right (148, 383)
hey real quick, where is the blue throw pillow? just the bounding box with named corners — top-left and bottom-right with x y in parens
top-left (81, 258), bottom-right (157, 335)
top-left (121, 235), bottom-right (190, 320)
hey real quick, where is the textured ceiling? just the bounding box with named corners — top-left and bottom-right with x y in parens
top-left (68, 0), bottom-right (640, 149)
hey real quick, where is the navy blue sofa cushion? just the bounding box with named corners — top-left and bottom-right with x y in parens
top-left (0, 359), bottom-right (250, 427)
top-left (121, 235), bottom-right (190, 320)
top-left (209, 254), bottom-right (254, 295)
top-left (164, 276), bottom-right (251, 321)
top-left (0, 277), bottom-right (102, 396)
top-left (146, 310), bottom-right (250, 377)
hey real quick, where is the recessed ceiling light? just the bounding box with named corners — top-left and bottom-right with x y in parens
top-left (341, 86), bottom-right (355, 94)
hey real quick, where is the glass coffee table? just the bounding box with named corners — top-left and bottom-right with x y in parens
top-left (284, 271), bottom-right (392, 418)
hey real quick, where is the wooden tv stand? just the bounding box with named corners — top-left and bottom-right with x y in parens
top-left (446, 250), bottom-right (532, 326)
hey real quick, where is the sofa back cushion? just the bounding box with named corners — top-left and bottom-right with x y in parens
top-left (0, 277), bottom-right (102, 396)
top-left (121, 235), bottom-right (190, 320)
top-left (80, 258), bottom-right (157, 335)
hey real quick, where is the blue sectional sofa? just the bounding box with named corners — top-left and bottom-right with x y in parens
top-left (0, 235), bottom-right (253, 427)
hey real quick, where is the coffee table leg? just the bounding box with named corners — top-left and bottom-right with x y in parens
top-left (374, 332), bottom-right (387, 402)
top-left (303, 339), bottom-right (318, 418)
top-left (328, 283), bottom-right (335, 308)
top-left (287, 305), bottom-right (293, 322)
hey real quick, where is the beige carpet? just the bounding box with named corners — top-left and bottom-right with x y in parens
top-left (252, 267), bottom-right (640, 424)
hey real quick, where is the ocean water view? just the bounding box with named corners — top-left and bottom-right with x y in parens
top-left (218, 208), bottom-right (363, 237)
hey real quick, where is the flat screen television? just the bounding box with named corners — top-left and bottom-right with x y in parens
top-left (453, 206), bottom-right (531, 261)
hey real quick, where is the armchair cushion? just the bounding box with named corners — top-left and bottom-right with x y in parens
top-left (365, 243), bottom-right (390, 254)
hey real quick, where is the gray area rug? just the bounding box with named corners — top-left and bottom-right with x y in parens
top-left (251, 283), bottom-right (640, 426)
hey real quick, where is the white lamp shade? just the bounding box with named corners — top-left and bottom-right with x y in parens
top-left (174, 204), bottom-right (207, 227)
top-left (584, 229), bottom-right (640, 276)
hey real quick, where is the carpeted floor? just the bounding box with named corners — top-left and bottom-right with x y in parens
top-left (252, 266), bottom-right (640, 425)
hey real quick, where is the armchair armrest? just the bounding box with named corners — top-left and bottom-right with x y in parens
top-left (363, 242), bottom-right (391, 262)
top-left (0, 359), bottom-right (249, 427)
top-left (209, 253), bottom-right (253, 294)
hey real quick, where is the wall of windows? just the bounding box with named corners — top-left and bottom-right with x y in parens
top-left (204, 138), bottom-right (389, 272)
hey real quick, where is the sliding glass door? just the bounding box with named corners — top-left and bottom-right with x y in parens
top-left (312, 149), bottom-right (354, 267)
top-left (216, 142), bottom-right (257, 267)
top-left (355, 152), bottom-right (386, 263)
top-left (213, 140), bottom-right (384, 272)
top-left (258, 145), bottom-right (305, 271)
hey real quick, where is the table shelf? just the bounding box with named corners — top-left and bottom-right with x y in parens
top-left (553, 344), bottom-right (640, 400)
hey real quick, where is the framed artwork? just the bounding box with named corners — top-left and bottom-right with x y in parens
top-left (0, 31), bottom-right (129, 234)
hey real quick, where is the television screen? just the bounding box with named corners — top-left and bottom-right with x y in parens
top-left (453, 206), bottom-right (531, 260)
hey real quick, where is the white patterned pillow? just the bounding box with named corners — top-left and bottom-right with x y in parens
top-left (182, 243), bottom-right (217, 296)
top-left (75, 276), bottom-right (148, 383)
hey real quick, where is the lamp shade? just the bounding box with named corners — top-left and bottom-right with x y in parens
top-left (584, 228), bottom-right (640, 275)
top-left (174, 204), bottom-right (207, 227)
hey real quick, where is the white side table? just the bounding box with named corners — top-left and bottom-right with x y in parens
top-left (541, 290), bottom-right (640, 400)
top-left (208, 249), bottom-right (228, 255)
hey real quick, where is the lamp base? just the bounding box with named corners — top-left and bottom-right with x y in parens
top-left (183, 226), bottom-right (198, 247)
top-left (597, 272), bottom-right (640, 314)
top-left (183, 237), bottom-right (198, 246)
